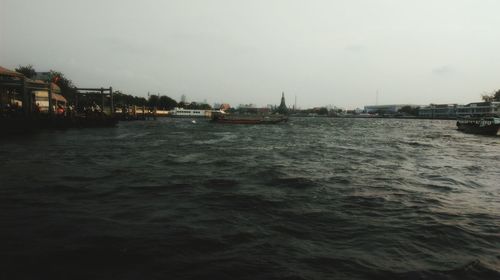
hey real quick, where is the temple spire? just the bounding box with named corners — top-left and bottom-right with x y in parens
top-left (277, 91), bottom-right (289, 115)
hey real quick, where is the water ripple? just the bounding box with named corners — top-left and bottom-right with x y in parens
top-left (1, 118), bottom-right (499, 279)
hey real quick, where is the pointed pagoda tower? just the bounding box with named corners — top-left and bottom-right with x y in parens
top-left (277, 92), bottom-right (289, 115)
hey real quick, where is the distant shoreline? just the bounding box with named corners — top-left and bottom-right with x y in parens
top-left (289, 115), bottom-right (456, 120)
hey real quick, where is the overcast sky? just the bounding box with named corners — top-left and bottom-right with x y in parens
top-left (1, 0), bottom-right (499, 108)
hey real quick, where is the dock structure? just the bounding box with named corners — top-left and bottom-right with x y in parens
top-left (1, 66), bottom-right (121, 132)
top-left (74, 87), bottom-right (114, 116)
top-left (1, 65), bottom-right (177, 134)
top-left (114, 105), bottom-right (171, 121)
top-left (116, 105), bottom-right (154, 120)
top-left (1, 67), bottom-right (112, 118)
top-left (0, 66), bottom-right (59, 117)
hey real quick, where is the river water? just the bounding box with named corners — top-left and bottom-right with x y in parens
top-left (1, 118), bottom-right (499, 279)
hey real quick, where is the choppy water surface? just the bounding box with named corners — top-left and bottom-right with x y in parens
top-left (1, 118), bottom-right (499, 279)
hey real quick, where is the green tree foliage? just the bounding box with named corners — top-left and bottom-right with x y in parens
top-left (398, 105), bottom-right (419, 116)
top-left (113, 91), bottom-right (147, 107)
top-left (186, 102), bottom-right (212, 110)
top-left (298, 107), bottom-right (329, 115)
top-left (317, 107), bottom-right (329, 115)
top-left (147, 95), bottom-right (160, 107)
top-left (13, 64), bottom-right (173, 109)
top-left (15, 64), bottom-right (36, 78)
top-left (482, 89), bottom-right (500, 102)
top-left (158, 95), bottom-right (178, 109)
top-left (49, 70), bottom-right (78, 103)
top-left (148, 94), bottom-right (178, 109)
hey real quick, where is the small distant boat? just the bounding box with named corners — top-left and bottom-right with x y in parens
top-left (211, 112), bottom-right (288, 124)
top-left (456, 116), bottom-right (500, 136)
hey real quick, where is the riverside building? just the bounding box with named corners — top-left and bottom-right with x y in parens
top-left (418, 104), bottom-right (458, 118)
top-left (419, 102), bottom-right (500, 118)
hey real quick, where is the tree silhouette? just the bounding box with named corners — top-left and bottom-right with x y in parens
top-left (186, 102), bottom-right (211, 110)
top-left (49, 70), bottom-right (78, 102)
top-left (15, 64), bottom-right (36, 78)
top-left (113, 91), bottom-right (147, 106)
top-left (147, 95), bottom-right (160, 107)
top-left (158, 95), bottom-right (178, 109)
top-left (398, 105), bottom-right (419, 116)
top-left (482, 89), bottom-right (500, 102)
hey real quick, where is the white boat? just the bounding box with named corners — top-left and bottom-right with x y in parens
top-left (169, 107), bottom-right (211, 118)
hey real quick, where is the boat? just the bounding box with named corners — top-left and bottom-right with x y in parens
top-left (211, 112), bottom-right (288, 124)
top-left (456, 116), bottom-right (500, 136)
top-left (169, 107), bottom-right (211, 118)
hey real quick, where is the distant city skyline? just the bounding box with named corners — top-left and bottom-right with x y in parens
top-left (2, 0), bottom-right (500, 109)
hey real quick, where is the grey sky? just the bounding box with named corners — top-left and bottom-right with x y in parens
top-left (1, 0), bottom-right (499, 108)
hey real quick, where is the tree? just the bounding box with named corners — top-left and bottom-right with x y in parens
top-left (149, 95), bottom-right (181, 109)
top-left (15, 64), bottom-right (36, 78)
top-left (177, 101), bottom-right (188, 108)
top-left (49, 70), bottom-right (78, 103)
top-left (158, 95), bottom-right (178, 109)
top-left (186, 102), bottom-right (211, 110)
top-left (317, 107), bottom-right (329, 115)
top-left (494, 90), bottom-right (500, 101)
top-left (134, 96), bottom-right (147, 106)
top-left (113, 91), bottom-right (147, 107)
top-left (398, 105), bottom-right (419, 116)
top-left (147, 95), bottom-right (160, 107)
top-left (482, 89), bottom-right (500, 102)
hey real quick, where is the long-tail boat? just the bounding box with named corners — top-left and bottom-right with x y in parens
top-left (211, 112), bottom-right (288, 124)
top-left (456, 116), bottom-right (500, 135)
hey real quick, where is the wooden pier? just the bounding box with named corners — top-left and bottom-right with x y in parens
top-left (1, 66), bottom-right (120, 133)
top-left (1, 66), bottom-right (177, 135)
top-left (115, 106), bottom-right (170, 121)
